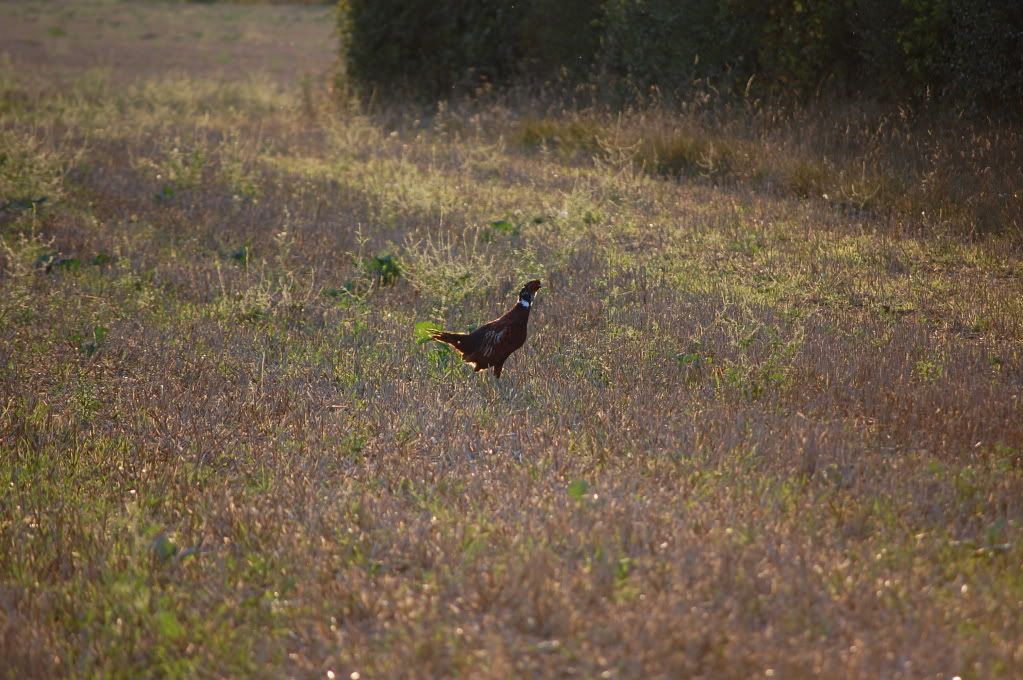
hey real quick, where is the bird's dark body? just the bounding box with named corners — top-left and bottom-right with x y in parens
top-left (431, 280), bottom-right (541, 378)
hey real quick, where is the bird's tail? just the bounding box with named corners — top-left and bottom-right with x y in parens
top-left (430, 331), bottom-right (468, 353)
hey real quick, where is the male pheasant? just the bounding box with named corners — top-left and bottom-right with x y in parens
top-left (430, 280), bottom-right (542, 378)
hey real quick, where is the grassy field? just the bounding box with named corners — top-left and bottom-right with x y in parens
top-left (2, 2), bottom-right (1022, 678)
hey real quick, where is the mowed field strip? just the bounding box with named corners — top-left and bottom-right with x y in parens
top-left (1, 2), bottom-right (1022, 678)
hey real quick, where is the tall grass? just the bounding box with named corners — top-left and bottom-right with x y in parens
top-left (512, 98), bottom-right (1023, 242)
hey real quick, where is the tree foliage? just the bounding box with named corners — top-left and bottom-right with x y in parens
top-left (338, 0), bottom-right (1023, 107)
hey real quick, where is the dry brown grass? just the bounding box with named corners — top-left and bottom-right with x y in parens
top-left (2, 2), bottom-right (1022, 678)
top-left (514, 102), bottom-right (1023, 242)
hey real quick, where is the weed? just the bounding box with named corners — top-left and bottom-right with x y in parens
top-left (136, 140), bottom-right (208, 197)
top-left (363, 253), bottom-right (401, 286)
top-left (400, 228), bottom-right (493, 308)
top-left (71, 324), bottom-right (108, 357)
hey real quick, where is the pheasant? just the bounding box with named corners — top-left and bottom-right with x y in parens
top-left (430, 280), bottom-right (542, 378)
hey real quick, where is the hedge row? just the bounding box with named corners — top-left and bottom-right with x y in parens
top-left (337, 0), bottom-right (1023, 108)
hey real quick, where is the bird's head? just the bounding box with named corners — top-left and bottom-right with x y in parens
top-left (518, 280), bottom-right (542, 308)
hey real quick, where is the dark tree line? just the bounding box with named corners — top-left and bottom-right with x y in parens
top-left (339, 0), bottom-right (1023, 109)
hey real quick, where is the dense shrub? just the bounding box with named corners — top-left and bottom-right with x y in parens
top-left (338, 0), bottom-right (1023, 108)
top-left (936, 1), bottom-right (1023, 104)
top-left (337, 0), bottom-right (600, 99)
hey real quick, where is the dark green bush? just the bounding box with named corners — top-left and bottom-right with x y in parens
top-left (937, 1), bottom-right (1023, 105)
top-left (338, 0), bottom-right (600, 99)
top-left (596, 0), bottom-right (753, 94)
top-left (338, 0), bottom-right (1023, 108)
top-left (338, 0), bottom-right (497, 98)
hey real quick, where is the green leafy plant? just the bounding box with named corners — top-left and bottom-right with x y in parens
top-left (413, 320), bottom-right (442, 344)
top-left (488, 219), bottom-right (519, 236)
top-left (72, 325), bottom-right (108, 357)
top-left (567, 479), bottom-right (590, 501)
top-left (228, 245), bottom-right (250, 267)
top-left (363, 253), bottom-right (401, 286)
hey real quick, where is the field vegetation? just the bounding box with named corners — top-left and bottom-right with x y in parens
top-left (2, 1), bottom-right (1022, 678)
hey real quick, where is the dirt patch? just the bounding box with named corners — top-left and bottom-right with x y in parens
top-left (0, 0), bottom-right (335, 85)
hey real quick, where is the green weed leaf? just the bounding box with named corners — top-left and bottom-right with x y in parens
top-left (567, 479), bottom-right (590, 501)
top-left (674, 352), bottom-right (705, 368)
top-left (151, 533), bottom-right (179, 563)
top-left (414, 320), bottom-right (442, 344)
top-left (76, 325), bottom-right (109, 357)
top-left (154, 610), bottom-right (184, 641)
top-left (229, 246), bottom-right (250, 266)
top-left (364, 254), bottom-right (401, 286)
top-left (489, 219), bottom-right (519, 235)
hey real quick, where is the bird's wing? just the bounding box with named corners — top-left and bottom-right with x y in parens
top-left (479, 327), bottom-right (506, 356)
